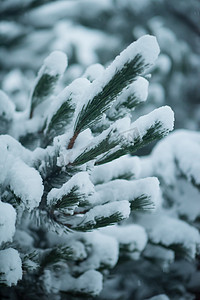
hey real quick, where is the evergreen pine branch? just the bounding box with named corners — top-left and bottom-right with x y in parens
top-left (96, 121), bottom-right (165, 165)
top-left (72, 128), bottom-right (123, 166)
top-left (43, 97), bottom-right (75, 147)
top-left (40, 246), bottom-right (74, 269)
top-left (74, 211), bottom-right (126, 231)
top-left (51, 186), bottom-right (80, 210)
top-left (74, 54), bottom-right (146, 135)
top-left (30, 73), bottom-right (59, 118)
top-left (130, 195), bottom-right (155, 210)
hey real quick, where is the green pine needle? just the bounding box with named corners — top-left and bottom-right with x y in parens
top-left (96, 121), bottom-right (167, 165)
top-left (74, 54), bottom-right (146, 133)
top-left (40, 246), bottom-right (74, 269)
top-left (74, 212), bottom-right (125, 231)
top-left (73, 128), bottom-right (123, 166)
top-left (130, 195), bottom-right (155, 210)
top-left (44, 98), bottom-right (75, 147)
top-left (30, 73), bottom-right (59, 118)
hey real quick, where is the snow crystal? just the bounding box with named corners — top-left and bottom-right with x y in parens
top-left (0, 248), bottom-right (22, 286)
top-left (43, 50), bottom-right (68, 76)
top-left (91, 155), bottom-right (141, 184)
top-left (0, 201), bottom-right (16, 245)
top-left (9, 158), bottom-right (43, 210)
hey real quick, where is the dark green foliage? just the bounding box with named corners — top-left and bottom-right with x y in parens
top-left (74, 211), bottom-right (126, 231)
top-left (130, 195), bottom-right (154, 210)
top-left (96, 121), bottom-right (167, 165)
top-left (73, 129), bottom-right (123, 166)
top-left (74, 54), bottom-right (146, 133)
top-left (50, 186), bottom-right (92, 212)
top-left (30, 73), bottom-right (59, 118)
top-left (44, 98), bottom-right (75, 147)
top-left (40, 246), bottom-right (74, 269)
top-left (107, 91), bottom-right (142, 122)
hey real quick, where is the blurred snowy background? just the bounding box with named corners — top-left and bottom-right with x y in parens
top-left (1, 0), bottom-right (200, 133)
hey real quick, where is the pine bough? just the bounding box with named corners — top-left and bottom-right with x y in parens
top-left (0, 35), bottom-right (175, 297)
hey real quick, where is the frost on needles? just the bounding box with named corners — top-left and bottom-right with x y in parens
top-left (0, 35), bottom-right (175, 297)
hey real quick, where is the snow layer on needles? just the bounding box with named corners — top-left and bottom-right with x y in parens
top-left (91, 155), bottom-right (141, 184)
top-left (0, 248), bottom-right (22, 286)
top-left (43, 50), bottom-right (68, 76)
top-left (43, 267), bottom-right (103, 296)
top-left (102, 224), bottom-right (147, 256)
top-left (0, 201), bottom-right (16, 245)
top-left (46, 78), bottom-right (91, 134)
top-left (79, 35), bottom-right (159, 112)
top-left (95, 177), bottom-right (160, 209)
top-left (47, 172), bottom-right (95, 206)
top-left (75, 231), bottom-right (119, 272)
top-left (77, 200), bottom-right (130, 228)
top-left (60, 269), bottom-right (103, 296)
top-left (132, 106), bottom-right (174, 138)
top-left (112, 76), bottom-right (149, 108)
top-left (0, 135), bottom-right (32, 164)
top-left (139, 213), bottom-right (200, 258)
top-left (152, 129), bottom-right (200, 186)
top-left (83, 63), bottom-right (105, 82)
top-left (9, 158), bottom-right (43, 210)
top-left (108, 35), bottom-right (160, 71)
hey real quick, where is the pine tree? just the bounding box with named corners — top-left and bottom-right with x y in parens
top-left (0, 35), bottom-right (175, 299)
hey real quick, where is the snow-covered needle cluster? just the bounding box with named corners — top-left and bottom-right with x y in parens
top-left (0, 35), bottom-right (176, 297)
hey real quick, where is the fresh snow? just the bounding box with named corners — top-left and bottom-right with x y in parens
top-left (91, 155), bottom-right (141, 184)
top-left (47, 172), bottom-right (95, 209)
top-left (73, 231), bottom-right (119, 272)
top-left (0, 248), bottom-right (22, 286)
top-left (83, 63), bottom-right (105, 82)
top-left (0, 201), bottom-right (16, 245)
top-left (9, 158), bottom-right (43, 210)
top-left (102, 224), bottom-right (147, 258)
top-left (75, 200), bottom-right (130, 228)
top-left (43, 50), bottom-right (68, 76)
top-left (138, 213), bottom-right (200, 258)
top-left (95, 177), bottom-right (160, 209)
top-left (131, 106), bottom-right (174, 138)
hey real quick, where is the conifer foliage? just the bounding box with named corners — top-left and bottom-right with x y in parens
top-left (0, 35), bottom-right (174, 298)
